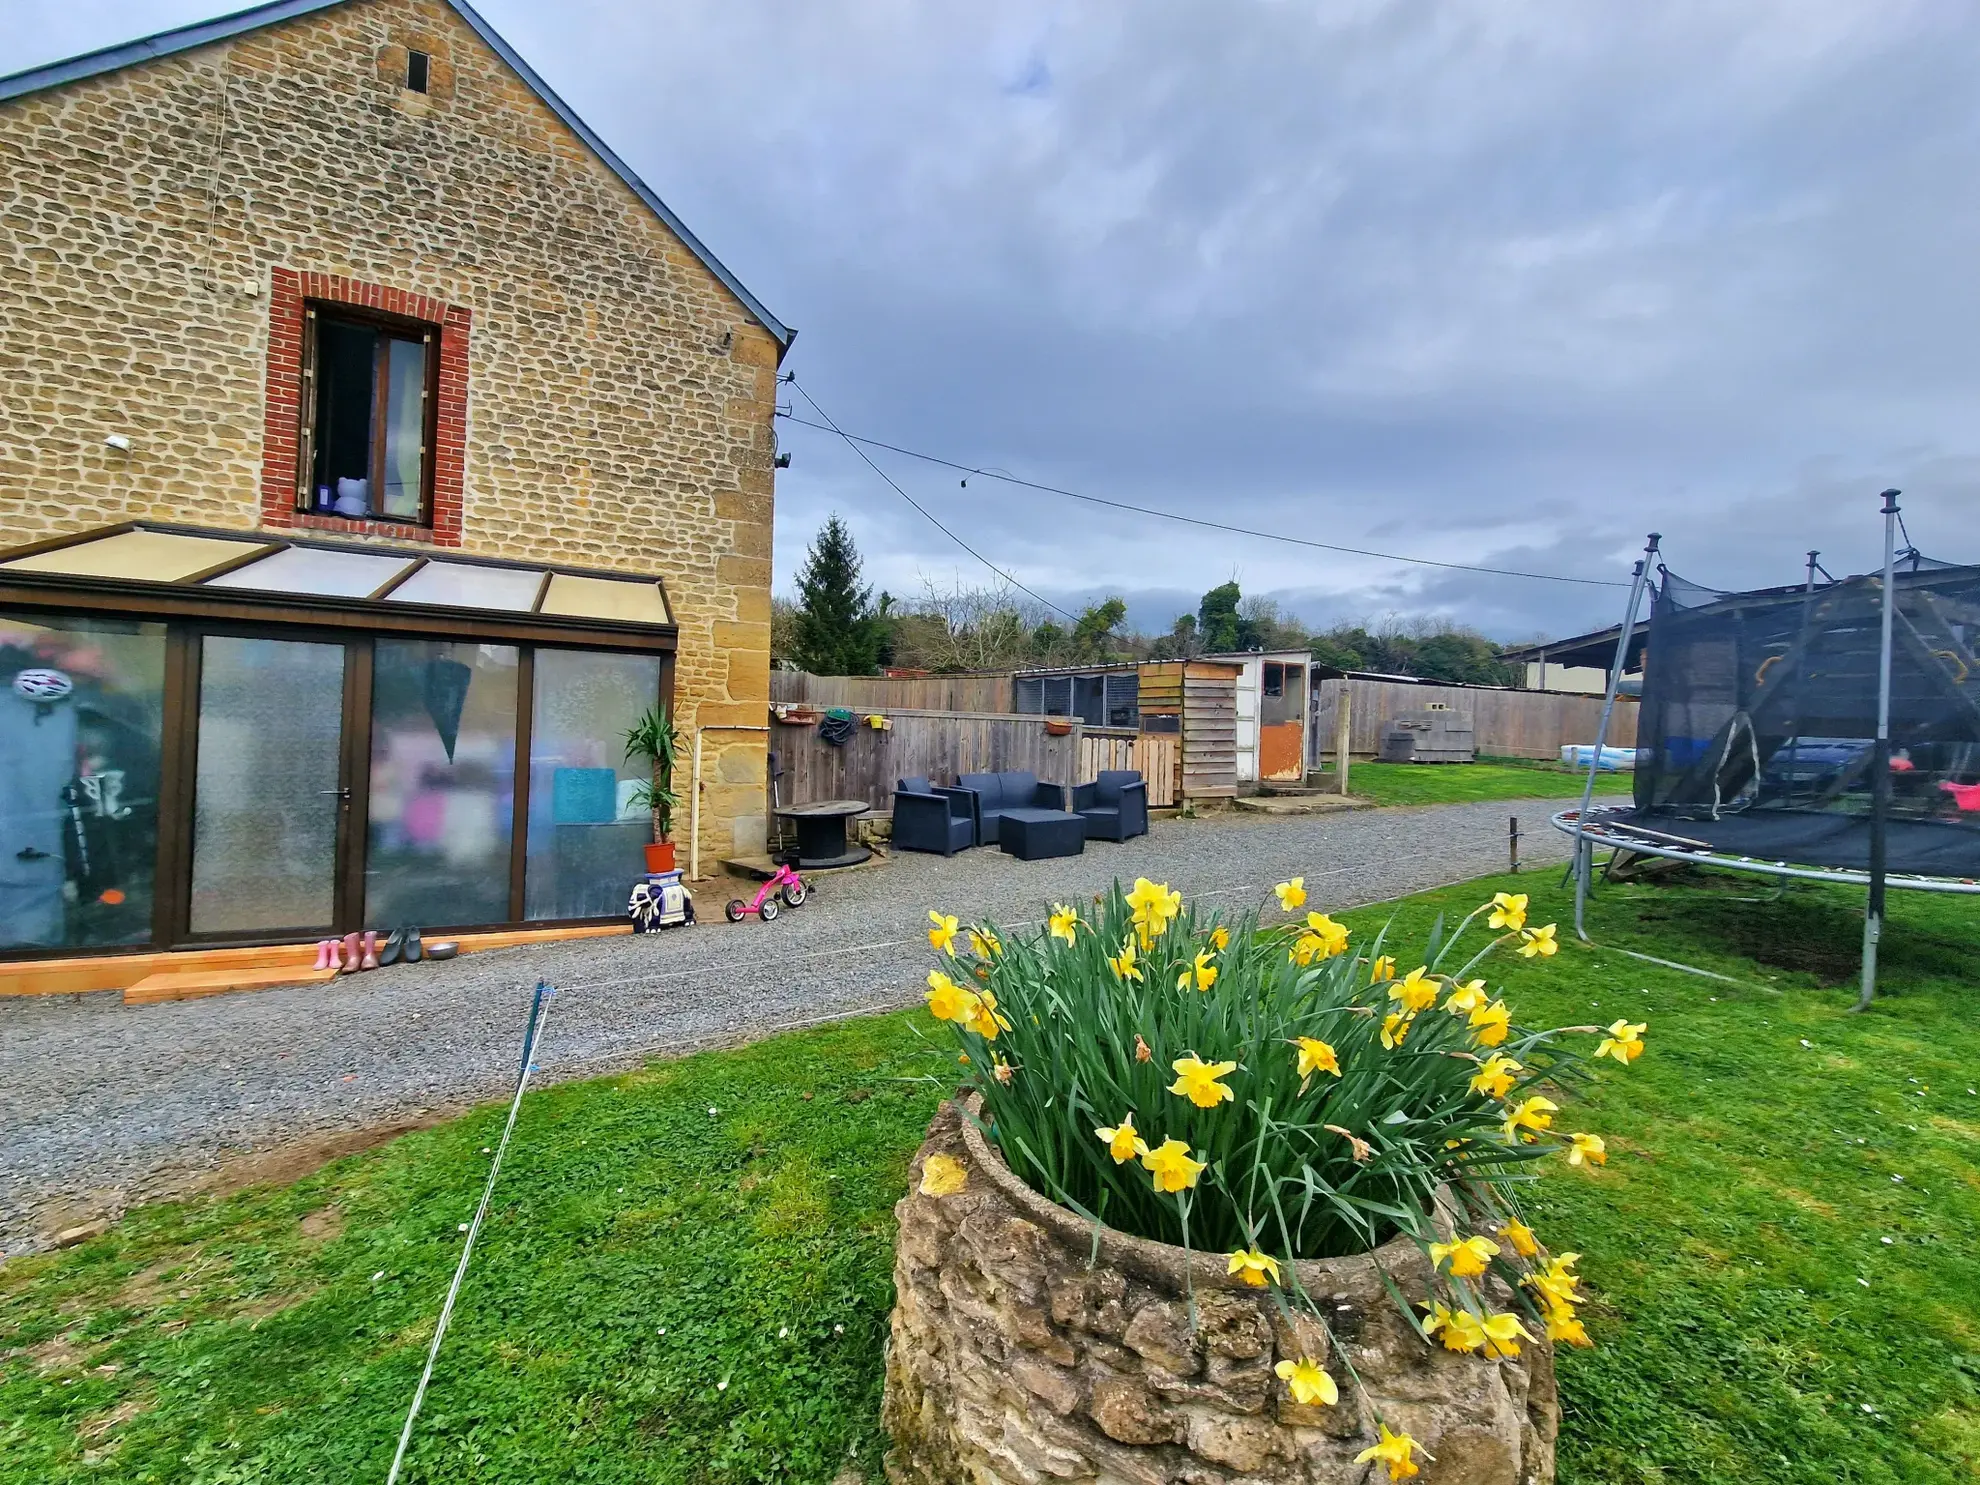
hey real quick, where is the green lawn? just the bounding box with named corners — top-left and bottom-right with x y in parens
top-left (1312, 755), bottom-right (1637, 807)
top-left (3, 871), bottom-right (1976, 1483)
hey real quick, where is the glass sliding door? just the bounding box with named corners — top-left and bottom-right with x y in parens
top-left (189, 635), bottom-right (348, 935)
top-left (525, 649), bottom-right (661, 919)
top-left (365, 639), bottom-right (519, 929)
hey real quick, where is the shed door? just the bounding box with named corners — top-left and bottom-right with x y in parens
top-left (1233, 661), bottom-right (1259, 784)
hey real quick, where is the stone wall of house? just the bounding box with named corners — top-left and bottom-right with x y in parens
top-left (0, 0), bottom-right (780, 861)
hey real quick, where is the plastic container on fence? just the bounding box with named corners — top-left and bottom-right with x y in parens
top-left (1560, 744), bottom-right (1643, 772)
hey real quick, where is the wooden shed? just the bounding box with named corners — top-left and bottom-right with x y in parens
top-left (1137, 660), bottom-right (1240, 800)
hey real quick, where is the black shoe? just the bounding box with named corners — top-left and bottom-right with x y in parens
top-left (404, 925), bottom-right (423, 964)
top-left (377, 926), bottom-right (405, 967)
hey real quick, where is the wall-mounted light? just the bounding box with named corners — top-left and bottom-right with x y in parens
top-left (104, 434), bottom-right (133, 453)
top-left (774, 453), bottom-right (791, 469)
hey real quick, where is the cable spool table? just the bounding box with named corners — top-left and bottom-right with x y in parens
top-left (774, 799), bottom-right (873, 868)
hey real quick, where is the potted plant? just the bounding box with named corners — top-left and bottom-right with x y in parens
top-left (888, 884), bottom-right (1642, 1483)
top-left (623, 705), bottom-right (680, 874)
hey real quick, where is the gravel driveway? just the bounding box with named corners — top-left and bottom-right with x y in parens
top-left (0, 799), bottom-right (1572, 1254)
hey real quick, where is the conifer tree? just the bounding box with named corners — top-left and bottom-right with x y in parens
top-left (791, 515), bottom-right (884, 675)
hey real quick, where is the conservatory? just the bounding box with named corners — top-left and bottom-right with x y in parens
top-left (0, 522), bottom-right (676, 959)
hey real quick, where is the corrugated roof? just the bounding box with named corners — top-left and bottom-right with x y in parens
top-left (0, 0), bottom-right (792, 351)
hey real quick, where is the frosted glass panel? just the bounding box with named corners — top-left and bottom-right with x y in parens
top-left (386, 561), bottom-right (543, 612)
top-left (366, 640), bottom-right (518, 929)
top-left (0, 613), bottom-right (167, 950)
top-left (205, 545), bottom-right (413, 598)
top-left (381, 338), bottom-right (427, 519)
top-left (539, 573), bottom-right (670, 626)
top-left (191, 636), bottom-right (345, 934)
top-left (5, 530), bottom-right (268, 582)
top-left (526, 649), bottom-right (661, 919)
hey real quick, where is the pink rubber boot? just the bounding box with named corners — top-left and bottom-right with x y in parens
top-left (341, 931), bottom-right (361, 972)
top-left (361, 930), bottom-right (380, 971)
top-left (314, 939), bottom-right (332, 971)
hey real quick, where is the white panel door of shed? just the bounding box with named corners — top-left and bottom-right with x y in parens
top-left (1233, 657), bottom-right (1260, 784)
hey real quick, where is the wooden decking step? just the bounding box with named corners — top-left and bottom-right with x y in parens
top-left (124, 964), bottom-right (341, 1005)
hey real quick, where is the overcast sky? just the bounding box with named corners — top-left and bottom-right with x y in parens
top-left (12, 0), bottom-right (1980, 641)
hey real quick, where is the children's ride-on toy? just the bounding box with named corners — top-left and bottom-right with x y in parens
top-left (726, 856), bottom-right (808, 922)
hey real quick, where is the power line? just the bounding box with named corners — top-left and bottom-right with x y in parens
top-left (782, 377), bottom-right (1078, 618)
top-left (777, 410), bottom-right (1629, 589)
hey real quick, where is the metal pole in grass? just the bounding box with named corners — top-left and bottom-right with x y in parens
top-left (1573, 533), bottom-right (1660, 941)
top-left (386, 981), bottom-right (556, 1485)
top-left (1854, 490), bottom-right (1901, 1012)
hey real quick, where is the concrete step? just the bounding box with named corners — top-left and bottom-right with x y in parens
top-left (1232, 794), bottom-right (1372, 817)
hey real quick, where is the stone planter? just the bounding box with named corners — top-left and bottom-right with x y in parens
top-left (884, 1101), bottom-right (1557, 1485)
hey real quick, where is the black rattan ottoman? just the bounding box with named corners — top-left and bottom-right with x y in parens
top-left (998, 808), bottom-right (1087, 861)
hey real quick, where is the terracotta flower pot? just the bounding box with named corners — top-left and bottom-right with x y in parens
top-left (885, 1100), bottom-right (1558, 1484)
top-left (643, 841), bottom-right (676, 874)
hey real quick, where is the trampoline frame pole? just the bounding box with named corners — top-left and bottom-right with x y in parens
top-left (1573, 532), bottom-right (1661, 941)
top-left (1855, 489), bottom-right (1901, 1011)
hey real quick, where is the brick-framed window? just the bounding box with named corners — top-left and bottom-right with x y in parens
top-left (261, 269), bottom-right (468, 545)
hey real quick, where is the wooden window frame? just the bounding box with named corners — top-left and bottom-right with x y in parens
top-left (261, 269), bottom-right (470, 547)
top-left (296, 301), bottom-right (442, 528)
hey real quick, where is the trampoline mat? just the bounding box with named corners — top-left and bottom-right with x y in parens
top-left (1615, 809), bottom-right (1980, 877)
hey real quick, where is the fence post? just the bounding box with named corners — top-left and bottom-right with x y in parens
top-left (1334, 686), bottom-right (1353, 796)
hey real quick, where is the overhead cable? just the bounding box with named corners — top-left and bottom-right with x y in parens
top-left (783, 378), bottom-right (1079, 619)
top-left (776, 409), bottom-right (1628, 589)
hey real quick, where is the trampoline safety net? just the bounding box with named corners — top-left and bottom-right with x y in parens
top-left (1629, 554), bottom-right (1980, 875)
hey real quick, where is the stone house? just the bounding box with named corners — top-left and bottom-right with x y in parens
top-left (0, 0), bottom-right (789, 963)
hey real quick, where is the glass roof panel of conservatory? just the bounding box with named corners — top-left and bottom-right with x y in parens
top-left (384, 559), bottom-right (545, 612)
top-left (204, 545), bottom-right (417, 599)
top-left (538, 572), bottom-right (672, 626)
top-left (3, 529), bottom-right (273, 583)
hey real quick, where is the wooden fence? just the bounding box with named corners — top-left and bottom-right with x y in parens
top-left (770, 670), bottom-right (1015, 713)
top-left (772, 710), bottom-right (1177, 816)
top-left (1310, 677), bottom-right (1638, 763)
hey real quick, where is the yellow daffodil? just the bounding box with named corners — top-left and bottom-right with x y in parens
top-left (1421, 1300), bottom-right (1481, 1353)
top-left (1468, 999), bottom-right (1512, 1047)
top-left (967, 927), bottom-right (1002, 958)
top-left (1274, 1355), bottom-right (1338, 1407)
top-left (1294, 1036), bottom-right (1341, 1080)
top-left (1226, 1246), bottom-right (1281, 1288)
top-left (1526, 1252), bottom-right (1584, 1310)
top-left (1443, 978), bottom-right (1489, 1015)
top-left (1595, 1019), bottom-right (1646, 1064)
top-left (1501, 1217), bottom-right (1540, 1258)
top-left (1355, 1422), bottom-right (1424, 1481)
top-left (1487, 891), bottom-right (1529, 932)
top-left (1428, 1233), bottom-right (1500, 1279)
top-left (1109, 940), bottom-right (1144, 982)
top-left (1517, 922), bottom-right (1559, 958)
top-left (1169, 1055), bottom-right (1237, 1109)
top-left (1048, 903), bottom-right (1080, 945)
top-left (1567, 1132), bottom-right (1607, 1167)
top-left (1095, 1112), bottom-right (1146, 1164)
top-left (1503, 1095), bottom-right (1558, 1142)
top-left (925, 970), bottom-right (980, 1024)
top-left (1478, 1310), bottom-right (1535, 1359)
top-left (1369, 954), bottom-right (1397, 983)
top-left (1290, 934), bottom-right (1324, 967)
top-left (1469, 1052), bottom-right (1522, 1099)
top-left (965, 987), bottom-right (1011, 1041)
top-left (1126, 877), bottom-right (1182, 946)
top-left (1273, 877), bottom-right (1307, 911)
top-left (1209, 924), bottom-right (1231, 951)
top-left (1304, 911), bottom-right (1350, 957)
top-left (1141, 1137), bottom-right (1207, 1193)
top-left (1546, 1307), bottom-right (1592, 1347)
top-left (1380, 1011), bottom-right (1413, 1050)
top-left (1390, 966), bottom-right (1439, 1014)
top-left (1177, 949), bottom-right (1219, 992)
top-left (928, 910), bottom-right (959, 955)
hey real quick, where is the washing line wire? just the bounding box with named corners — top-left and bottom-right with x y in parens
top-left (386, 980), bottom-right (557, 1485)
top-left (783, 377), bottom-right (1080, 620)
top-left (776, 407), bottom-right (1628, 589)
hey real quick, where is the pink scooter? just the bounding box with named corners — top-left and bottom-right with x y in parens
top-left (725, 857), bottom-right (809, 922)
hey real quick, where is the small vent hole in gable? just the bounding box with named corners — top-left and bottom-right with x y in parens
top-left (407, 50), bottom-right (430, 93)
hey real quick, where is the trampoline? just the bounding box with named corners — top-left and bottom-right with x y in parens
top-left (1554, 494), bottom-right (1980, 1002)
